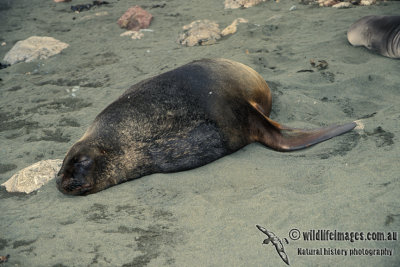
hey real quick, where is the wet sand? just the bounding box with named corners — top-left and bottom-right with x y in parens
top-left (1, 0), bottom-right (399, 266)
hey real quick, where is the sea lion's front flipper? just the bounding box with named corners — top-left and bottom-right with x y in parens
top-left (248, 101), bottom-right (356, 151)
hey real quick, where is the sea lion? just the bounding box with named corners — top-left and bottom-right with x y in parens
top-left (56, 58), bottom-right (356, 195)
top-left (347, 15), bottom-right (400, 59)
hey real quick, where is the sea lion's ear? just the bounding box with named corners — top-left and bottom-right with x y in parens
top-left (248, 101), bottom-right (356, 151)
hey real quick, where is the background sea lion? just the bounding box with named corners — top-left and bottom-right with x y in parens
top-left (347, 15), bottom-right (400, 59)
top-left (56, 58), bottom-right (356, 195)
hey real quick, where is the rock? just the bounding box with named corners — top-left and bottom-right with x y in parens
top-left (54, 0), bottom-right (71, 2)
top-left (3, 36), bottom-right (69, 65)
top-left (178, 20), bottom-right (221, 46)
top-left (316, 0), bottom-right (377, 7)
top-left (120, 30), bottom-right (145, 39)
top-left (332, 2), bottom-right (351, 8)
top-left (117, 6), bottom-right (153, 31)
top-left (224, 0), bottom-right (266, 9)
top-left (360, 0), bottom-right (376, 5)
top-left (221, 18), bottom-right (248, 37)
top-left (317, 0), bottom-right (339, 7)
top-left (1, 159), bottom-right (63, 194)
top-left (299, 0), bottom-right (318, 4)
top-left (178, 18), bottom-right (249, 46)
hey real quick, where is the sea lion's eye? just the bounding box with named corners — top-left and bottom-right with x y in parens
top-left (72, 156), bottom-right (92, 171)
top-left (72, 156), bottom-right (93, 178)
top-left (76, 156), bottom-right (91, 166)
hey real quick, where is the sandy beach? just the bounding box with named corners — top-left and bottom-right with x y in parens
top-left (1, 0), bottom-right (399, 266)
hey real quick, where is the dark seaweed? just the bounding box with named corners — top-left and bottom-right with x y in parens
top-left (71, 1), bottom-right (109, 12)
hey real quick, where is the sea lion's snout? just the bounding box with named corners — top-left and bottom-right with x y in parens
top-left (56, 155), bottom-right (95, 195)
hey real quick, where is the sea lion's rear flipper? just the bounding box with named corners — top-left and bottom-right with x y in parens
top-left (248, 101), bottom-right (356, 152)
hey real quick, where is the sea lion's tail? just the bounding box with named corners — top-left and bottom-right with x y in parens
top-left (248, 101), bottom-right (356, 152)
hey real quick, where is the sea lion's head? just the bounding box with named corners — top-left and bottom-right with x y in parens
top-left (347, 16), bottom-right (376, 48)
top-left (347, 16), bottom-right (392, 55)
top-left (56, 99), bottom-right (156, 196)
top-left (56, 140), bottom-right (111, 195)
top-left (56, 128), bottom-right (151, 196)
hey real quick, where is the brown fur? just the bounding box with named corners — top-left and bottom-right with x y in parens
top-left (57, 58), bottom-right (355, 195)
